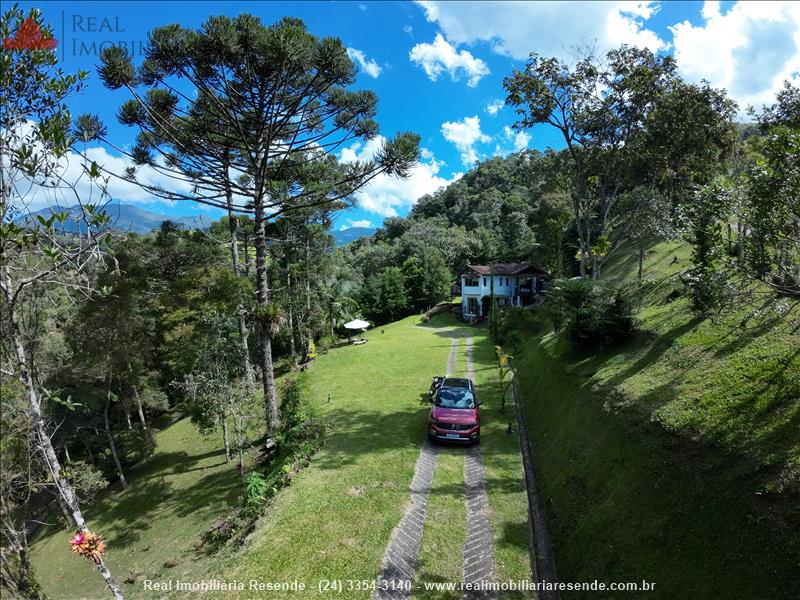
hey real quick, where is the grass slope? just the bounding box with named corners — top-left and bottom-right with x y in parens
top-left (30, 312), bottom-right (533, 599)
top-left (515, 240), bottom-right (800, 599)
top-left (214, 313), bottom-right (532, 599)
top-left (30, 416), bottom-right (248, 598)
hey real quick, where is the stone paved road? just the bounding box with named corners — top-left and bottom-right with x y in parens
top-left (371, 338), bottom-right (460, 600)
top-left (373, 335), bottom-right (499, 600)
top-left (462, 337), bottom-right (498, 600)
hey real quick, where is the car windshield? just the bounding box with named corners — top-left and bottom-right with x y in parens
top-left (435, 386), bottom-right (475, 409)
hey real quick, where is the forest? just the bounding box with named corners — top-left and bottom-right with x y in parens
top-left (1, 5), bottom-right (798, 599)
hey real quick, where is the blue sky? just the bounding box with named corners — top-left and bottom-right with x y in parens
top-left (17, 1), bottom-right (800, 230)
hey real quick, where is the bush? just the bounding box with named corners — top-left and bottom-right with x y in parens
top-left (547, 278), bottom-right (637, 347)
top-left (495, 306), bottom-right (541, 352)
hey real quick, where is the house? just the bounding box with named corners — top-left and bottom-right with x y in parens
top-left (460, 262), bottom-right (546, 319)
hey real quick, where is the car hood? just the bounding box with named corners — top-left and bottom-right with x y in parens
top-left (432, 406), bottom-right (477, 423)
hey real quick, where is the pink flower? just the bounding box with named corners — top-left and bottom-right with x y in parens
top-left (70, 531), bottom-right (85, 547)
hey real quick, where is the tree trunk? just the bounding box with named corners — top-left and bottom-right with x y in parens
top-left (305, 236), bottom-right (312, 315)
top-left (638, 246), bottom-right (645, 280)
top-left (286, 258), bottom-right (297, 367)
top-left (64, 445), bottom-right (72, 464)
top-left (224, 163), bottom-right (254, 387)
top-left (131, 383), bottom-right (147, 431)
top-left (220, 412), bottom-right (231, 461)
top-left (4, 281), bottom-right (124, 599)
top-left (243, 233), bottom-right (251, 276)
top-left (104, 382), bottom-right (128, 489)
top-left (80, 433), bottom-right (96, 465)
top-left (124, 408), bottom-right (132, 430)
top-left (229, 396), bottom-right (246, 484)
top-left (253, 203), bottom-right (279, 433)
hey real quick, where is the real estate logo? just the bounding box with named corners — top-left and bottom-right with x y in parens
top-left (2, 17), bottom-right (58, 51)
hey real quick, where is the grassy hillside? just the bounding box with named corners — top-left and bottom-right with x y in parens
top-left (515, 240), bottom-right (800, 598)
top-left (30, 415), bottom-right (252, 598)
top-left (32, 312), bottom-right (532, 599)
top-left (210, 313), bottom-right (532, 599)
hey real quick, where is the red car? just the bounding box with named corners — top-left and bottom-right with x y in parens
top-left (428, 377), bottom-right (481, 444)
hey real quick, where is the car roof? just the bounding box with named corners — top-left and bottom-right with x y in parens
top-left (441, 377), bottom-right (472, 389)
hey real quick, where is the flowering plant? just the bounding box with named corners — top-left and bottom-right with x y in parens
top-left (69, 530), bottom-right (106, 564)
top-left (3, 17), bottom-right (58, 51)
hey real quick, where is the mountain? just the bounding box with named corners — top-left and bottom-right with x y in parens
top-left (15, 203), bottom-right (210, 234)
top-left (333, 226), bottom-right (376, 246)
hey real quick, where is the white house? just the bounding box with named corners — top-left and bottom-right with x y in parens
top-left (459, 262), bottom-right (545, 319)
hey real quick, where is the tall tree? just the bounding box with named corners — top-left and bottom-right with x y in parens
top-left (504, 46), bottom-right (678, 278)
top-left (0, 7), bottom-right (123, 598)
top-left (97, 15), bottom-right (419, 434)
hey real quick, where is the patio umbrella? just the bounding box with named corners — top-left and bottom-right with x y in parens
top-left (343, 319), bottom-right (370, 330)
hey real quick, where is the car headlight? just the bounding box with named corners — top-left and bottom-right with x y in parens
top-left (466, 421), bottom-right (479, 428)
top-left (430, 418), bottom-right (442, 427)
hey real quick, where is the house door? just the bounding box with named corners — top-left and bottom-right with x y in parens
top-left (467, 296), bottom-right (479, 315)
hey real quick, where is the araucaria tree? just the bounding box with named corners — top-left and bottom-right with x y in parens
top-left (0, 7), bottom-right (124, 599)
top-left (97, 14), bottom-right (419, 434)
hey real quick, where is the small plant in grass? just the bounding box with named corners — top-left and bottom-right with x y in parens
top-left (494, 346), bottom-right (514, 411)
top-left (306, 340), bottom-right (318, 361)
top-left (244, 472), bottom-right (268, 514)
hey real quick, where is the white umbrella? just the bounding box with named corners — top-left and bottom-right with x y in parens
top-left (343, 319), bottom-right (370, 330)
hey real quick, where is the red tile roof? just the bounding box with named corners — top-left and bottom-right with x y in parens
top-left (462, 262), bottom-right (546, 276)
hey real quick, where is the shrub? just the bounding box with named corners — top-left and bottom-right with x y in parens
top-left (547, 278), bottom-right (637, 347)
top-left (495, 306), bottom-right (541, 352)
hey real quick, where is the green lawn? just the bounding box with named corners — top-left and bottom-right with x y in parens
top-left (33, 315), bottom-right (530, 599)
top-left (514, 239), bottom-right (800, 599)
top-left (30, 415), bottom-right (251, 598)
top-left (32, 311), bottom-right (533, 599)
top-left (215, 313), bottom-right (532, 598)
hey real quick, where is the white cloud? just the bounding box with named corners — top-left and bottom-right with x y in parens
top-left (485, 98), bottom-right (505, 115)
top-left (347, 47), bottom-right (383, 78)
top-left (340, 137), bottom-right (462, 218)
top-left (409, 33), bottom-right (490, 87)
top-left (670, 1), bottom-right (800, 109)
top-left (503, 125), bottom-right (531, 151)
top-left (340, 219), bottom-right (373, 230)
top-left (11, 142), bottom-right (197, 212)
top-left (415, 1), bottom-right (666, 62)
top-left (441, 115), bottom-right (491, 166)
top-left (403, 24), bottom-right (413, 36)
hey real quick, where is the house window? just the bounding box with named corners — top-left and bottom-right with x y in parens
top-left (467, 297), bottom-right (479, 315)
top-left (464, 277), bottom-right (479, 287)
top-left (483, 277), bottom-right (487, 286)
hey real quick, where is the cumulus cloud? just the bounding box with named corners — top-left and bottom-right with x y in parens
top-left (670, 1), bottom-right (800, 109)
top-left (340, 219), bottom-right (373, 230)
top-left (340, 137), bottom-right (461, 218)
top-left (409, 33), bottom-right (490, 87)
top-left (347, 47), bottom-right (383, 78)
top-left (503, 125), bottom-right (531, 151)
top-left (484, 98), bottom-right (505, 116)
top-left (415, 1), bottom-right (666, 62)
top-left (11, 142), bottom-right (196, 212)
top-left (441, 115), bottom-right (491, 166)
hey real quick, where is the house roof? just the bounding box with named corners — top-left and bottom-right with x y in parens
top-left (462, 262), bottom-right (546, 277)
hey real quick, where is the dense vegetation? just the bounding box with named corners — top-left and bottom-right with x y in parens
top-left (515, 240), bottom-right (799, 598)
top-left (2, 4), bottom-right (798, 599)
